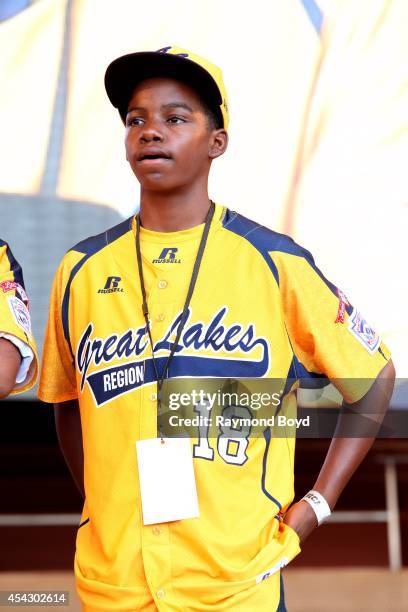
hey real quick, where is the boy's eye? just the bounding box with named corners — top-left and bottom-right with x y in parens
top-left (167, 116), bottom-right (186, 124)
top-left (127, 116), bottom-right (144, 127)
top-left (126, 115), bottom-right (187, 127)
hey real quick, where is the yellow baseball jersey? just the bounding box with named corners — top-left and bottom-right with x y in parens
top-left (0, 239), bottom-right (37, 394)
top-left (39, 204), bottom-right (390, 611)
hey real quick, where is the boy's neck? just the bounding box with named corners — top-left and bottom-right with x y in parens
top-left (139, 188), bottom-right (212, 232)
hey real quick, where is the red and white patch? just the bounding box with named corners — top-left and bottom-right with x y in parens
top-left (7, 296), bottom-right (32, 337)
top-left (335, 290), bottom-right (350, 324)
top-left (0, 280), bottom-right (29, 308)
top-left (347, 308), bottom-right (380, 354)
top-left (0, 280), bottom-right (17, 293)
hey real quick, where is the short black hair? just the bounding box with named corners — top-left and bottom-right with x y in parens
top-left (200, 99), bottom-right (222, 130)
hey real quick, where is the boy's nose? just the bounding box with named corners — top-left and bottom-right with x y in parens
top-left (140, 126), bottom-right (163, 143)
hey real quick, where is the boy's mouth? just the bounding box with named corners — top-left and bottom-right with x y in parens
top-left (137, 149), bottom-right (172, 162)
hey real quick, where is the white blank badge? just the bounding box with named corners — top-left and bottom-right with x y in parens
top-left (136, 437), bottom-right (200, 525)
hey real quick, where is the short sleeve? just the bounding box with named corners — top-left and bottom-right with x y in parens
top-left (38, 256), bottom-right (78, 404)
top-left (273, 246), bottom-right (391, 403)
top-left (0, 240), bottom-right (38, 393)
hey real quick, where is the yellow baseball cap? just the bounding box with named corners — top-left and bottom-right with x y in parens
top-left (104, 45), bottom-right (229, 130)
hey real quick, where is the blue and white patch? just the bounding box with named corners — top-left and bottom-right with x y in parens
top-left (7, 295), bottom-right (32, 337)
top-left (255, 556), bottom-right (289, 584)
top-left (347, 308), bottom-right (380, 354)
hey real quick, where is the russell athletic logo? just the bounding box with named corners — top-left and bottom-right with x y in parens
top-left (152, 247), bottom-right (181, 264)
top-left (98, 276), bottom-right (124, 294)
top-left (76, 307), bottom-right (270, 407)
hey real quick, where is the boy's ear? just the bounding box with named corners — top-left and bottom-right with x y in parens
top-left (209, 129), bottom-right (228, 160)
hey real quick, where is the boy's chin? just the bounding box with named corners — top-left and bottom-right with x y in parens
top-left (136, 175), bottom-right (182, 193)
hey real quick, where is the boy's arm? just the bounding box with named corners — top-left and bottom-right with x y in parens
top-left (0, 241), bottom-right (37, 393)
top-left (54, 400), bottom-right (85, 499)
top-left (0, 337), bottom-right (22, 398)
top-left (284, 359), bottom-right (396, 541)
top-left (39, 255), bottom-right (84, 496)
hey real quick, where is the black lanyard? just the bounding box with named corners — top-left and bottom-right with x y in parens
top-left (135, 201), bottom-right (215, 411)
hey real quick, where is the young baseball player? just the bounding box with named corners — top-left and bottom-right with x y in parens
top-left (0, 239), bottom-right (37, 397)
top-left (39, 47), bottom-right (395, 611)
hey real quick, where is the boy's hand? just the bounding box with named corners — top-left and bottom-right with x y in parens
top-left (284, 500), bottom-right (318, 543)
top-left (284, 360), bottom-right (395, 545)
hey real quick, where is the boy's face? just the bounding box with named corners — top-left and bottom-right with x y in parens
top-left (124, 77), bottom-right (227, 192)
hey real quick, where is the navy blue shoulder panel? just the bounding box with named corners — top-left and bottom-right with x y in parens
top-left (222, 209), bottom-right (290, 285)
top-left (221, 209), bottom-right (313, 285)
top-left (0, 239), bottom-right (25, 288)
top-left (222, 209), bottom-right (339, 298)
top-left (222, 209), bottom-right (341, 384)
top-left (62, 217), bottom-right (133, 360)
top-left (71, 217), bottom-right (132, 256)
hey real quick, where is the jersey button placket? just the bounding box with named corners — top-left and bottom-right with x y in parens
top-left (141, 521), bottom-right (173, 608)
top-left (139, 385), bottom-right (158, 439)
top-left (140, 273), bottom-right (176, 607)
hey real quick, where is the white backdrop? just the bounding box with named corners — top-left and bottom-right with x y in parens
top-left (0, 0), bottom-right (407, 380)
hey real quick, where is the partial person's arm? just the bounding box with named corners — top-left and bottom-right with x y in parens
top-left (0, 240), bottom-right (38, 393)
top-left (284, 359), bottom-right (396, 541)
top-left (0, 337), bottom-right (21, 398)
top-left (54, 400), bottom-right (85, 499)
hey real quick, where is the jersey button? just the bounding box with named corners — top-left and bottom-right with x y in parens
top-left (155, 313), bottom-right (165, 322)
top-left (158, 280), bottom-right (168, 289)
top-left (150, 393), bottom-right (157, 401)
top-left (156, 589), bottom-right (166, 600)
top-left (152, 526), bottom-right (161, 535)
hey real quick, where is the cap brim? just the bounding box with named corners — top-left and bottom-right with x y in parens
top-left (105, 51), bottom-right (223, 126)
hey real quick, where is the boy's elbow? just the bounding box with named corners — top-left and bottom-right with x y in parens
top-left (0, 339), bottom-right (21, 398)
top-left (0, 376), bottom-right (15, 399)
top-left (376, 358), bottom-right (396, 404)
top-left (382, 359), bottom-right (396, 381)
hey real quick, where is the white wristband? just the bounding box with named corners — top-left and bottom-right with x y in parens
top-left (302, 490), bottom-right (331, 525)
top-left (0, 332), bottom-right (35, 385)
